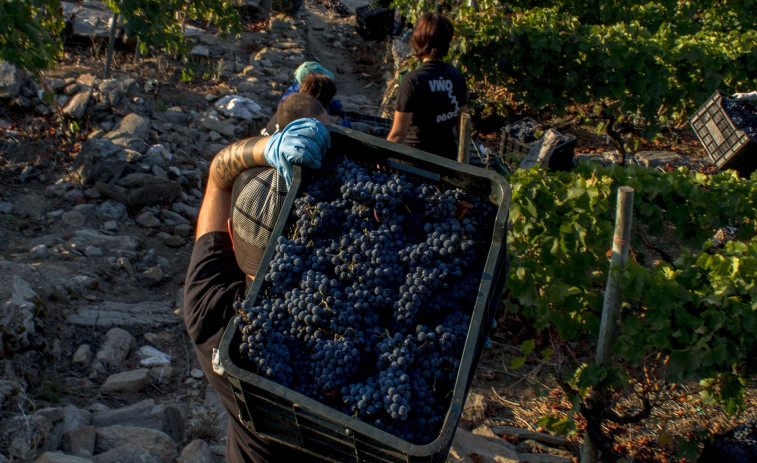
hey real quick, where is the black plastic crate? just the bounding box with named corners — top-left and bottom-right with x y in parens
top-left (356, 5), bottom-right (393, 41)
top-left (499, 127), bottom-right (577, 171)
top-left (689, 90), bottom-right (757, 176)
top-left (219, 125), bottom-right (511, 463)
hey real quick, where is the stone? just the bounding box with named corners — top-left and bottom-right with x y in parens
top-left (160, 209), bottom-right (190, 225)
top-left (138, 345), bottom-right (171, 367)
top-left (61, 210), bottom-right (87, 227)
top-left (137, 212), bottom-right (161, 228)
top-left (2, 414), bottom-right (54, 460)
top-left (139, 266), bottom-right (164, 286)
top-left (100, 369), bottom-right (150, 394)
top-left (94, 426), bottom-right (176, 463)
top-left (72, 344), bottom-right (93, 368)
top-left (0, 380), bottom-right (20, 408)
top-left (34, 451), bottom-right (94, 463)
top-left (84, 246), bottom-right (104, 257)
top-left (96, 200), bottom-right (127, 221)
top-left (448, 427), bottom-right (520, 463)
top-left (13, 192), bottom-right (47, 219)
top-left (0, 61), bottom-right (28, 98)
top-left (68, 301), bottom-right (179, 328)
top-left (91, 400), bottom-right (185, 442)
top-left (200, 117), bottom-right (236, 138)
top-left (0, 201), bottom-right (13, 213)
top-left (172, 202), bottom-right (200, 222)
top-left (163, 235), bottom-right (186, 248)
top-left (177, 439), bottom-right (213, 463)
top-left (68, 3), bottom-right (112, 38)
top-left (36, 407), bottom-right (65, 424)
top-left (173, 224), bottom-right (194, 237)
top-left (491, 426), bottom-right (571, 447)
top-left (104, 113), bottom-right (152, 151)
top-left (1, 275), bottom-right (43, 356)
top-left (99, 78), bottom-right (137, 107)
top-left (461, 391), bottom-right (487, 422)
top-left (94, 327), bottom-right (135, 369)
top-left (69, 229), bottom-right (138, 253)
top-left (71, 138), bottom-right (127, 185)
top-left (62, 90), bottom-right (92, 119)
top-left (60, 405), bottom-right (92, 434)
top-left (116, 174), bottom-right (184, 209)
top-left (61, 425), bottom-right (96, 458)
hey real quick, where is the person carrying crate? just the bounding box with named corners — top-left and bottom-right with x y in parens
top-left (183, 93), bottom-right (331, 462)
top-left (386, 12), bottom-right (469, 160)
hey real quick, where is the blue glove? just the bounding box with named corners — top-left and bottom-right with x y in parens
top-left (264, 118), bottom-right (331, 189)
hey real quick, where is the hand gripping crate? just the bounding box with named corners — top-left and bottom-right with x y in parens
top-left (218, 125), bottom-right (512, 463)
top-left (498, 123), bottom-right (577, 171)
top-left (689, 90), bottom-right (757, 177)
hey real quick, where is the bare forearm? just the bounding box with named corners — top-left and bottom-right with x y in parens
top-left (209, 136), bottom-right (269, 191)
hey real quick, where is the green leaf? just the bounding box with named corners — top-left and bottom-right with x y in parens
top-left (510, 356), bottom-right (526, 370)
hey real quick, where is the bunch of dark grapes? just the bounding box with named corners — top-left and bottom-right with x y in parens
top-left (503, 118), bottom-right (538, 142)
top-left (723, 97), bottom-right (757, 140)
top-left (701, 415), bottom-right (757, 463)
top-left (233, 155), bottom-right (497, 445)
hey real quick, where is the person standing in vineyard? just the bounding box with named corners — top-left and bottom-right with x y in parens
top-left (183, 93), bottom-right (331, 462)
top-left (386, 11), bottom-right (468, 160)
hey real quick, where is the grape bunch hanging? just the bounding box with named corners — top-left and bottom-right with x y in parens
top-left (233, 153), bottom-right (496, 445)
top-left (724, 96), bottom-right (757, 140)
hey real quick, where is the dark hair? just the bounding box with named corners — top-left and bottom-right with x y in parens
top-left (276, 92), bottom-right (326, 128)
top-left (409, 12), bottom-right (454, 60)
top-left (299, 73), bottom-right (337, 110)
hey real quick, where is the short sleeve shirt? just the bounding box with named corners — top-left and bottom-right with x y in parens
top-left (395, 61), bottom-right (468, 159)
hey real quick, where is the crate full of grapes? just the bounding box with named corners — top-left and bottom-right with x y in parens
top-left (689, 90), bottom-right (757, 176)
top-left (218, 125), bottom-right (512, 463)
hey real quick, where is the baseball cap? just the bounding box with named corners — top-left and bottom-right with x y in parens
top-left (294, 61), bottom-right (335, 84)
top-left (230, 167), bottom-right (288, 276)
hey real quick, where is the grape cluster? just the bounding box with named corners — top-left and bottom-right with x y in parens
top-left (702, 415), bottom-right (757, 463)
top-left (503, 118), bottom-right (538, 143)
top-left (232, 155), bottom-right (496, 444)
top-left (723, 97), bottom-right (757, 140)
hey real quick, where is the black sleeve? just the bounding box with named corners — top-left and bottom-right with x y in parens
top-left (183, 232), bottom-right (247, 347)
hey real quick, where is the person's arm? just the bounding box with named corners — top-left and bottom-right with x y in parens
top-left (195, 137), bottom-right (269, 240)
top-left (387, 111), bottom-right (413, 144)
top-left (195, 118), bottom-right (331, 240)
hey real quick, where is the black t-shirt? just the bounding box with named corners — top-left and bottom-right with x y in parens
top-left (395, 60), bottom-right (468, 159)
top-left (183, 232), bottom-right (324, 462)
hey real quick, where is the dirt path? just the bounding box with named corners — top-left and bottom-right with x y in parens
top-left (301, 0), bottom-right (389, 114)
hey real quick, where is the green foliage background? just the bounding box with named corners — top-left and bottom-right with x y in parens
top-left (0, 0), bottom-right (63, 70)
top-left (393, 0), bottom-right (757, 132)
top-left (505, 162), bottom-right (757, 433)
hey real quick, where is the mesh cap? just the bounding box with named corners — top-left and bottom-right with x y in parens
top-left (230, 168), bottom-right (287, 276)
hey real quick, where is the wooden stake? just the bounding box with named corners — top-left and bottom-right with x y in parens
top-left (458, 112), bottom-right (471, 164)
top-left (581, 186), bottom-right (634, 463)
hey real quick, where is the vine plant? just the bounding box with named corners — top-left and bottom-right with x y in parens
top-left (504, 162), bottom-right (757, 459)
top-left (391, 0), bottom-right (757, 159)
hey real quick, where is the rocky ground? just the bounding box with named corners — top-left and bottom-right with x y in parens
top-left (0, 1), bottom-right (723, 462)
